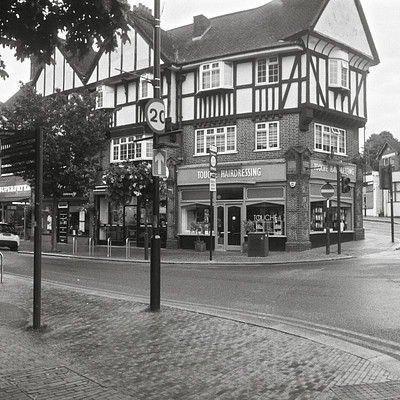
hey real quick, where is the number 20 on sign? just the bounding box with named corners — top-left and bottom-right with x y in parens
top-left (145, 99), bottom-right (165, 134)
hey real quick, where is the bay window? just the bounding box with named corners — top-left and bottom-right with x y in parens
top-left (329, 59), bottom-right (349, 90)
top-left (139, 73), bottom-right (154, 100)
top-left (199, 61), bottom-right (233, 92)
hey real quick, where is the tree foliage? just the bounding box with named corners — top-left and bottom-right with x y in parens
top-left (364, 131), bottom-right (398, 171)
top-left (0, 84), bottom-right (111, 250)
top-left (0, 84), bottom-right (111, 198)
top-left (102, 161), bottom-right (167, 207)
top-left (0, 0), bottom-right (131, 79)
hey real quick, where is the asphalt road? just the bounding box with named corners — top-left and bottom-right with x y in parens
top-left (4, 220), bottom-right (400, 358)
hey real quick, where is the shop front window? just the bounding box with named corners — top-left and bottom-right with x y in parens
top-left (245, 203), bottom-right (284, 235)
top-left (311, 202), bottom-right (352, 232)
top-left (69, 205), bottom-right (89, 236)
top-left (181, 204), bottom-right (211, 235)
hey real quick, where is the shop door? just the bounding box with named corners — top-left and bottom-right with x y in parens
top-left (217, 204), bottom-right (242, 251)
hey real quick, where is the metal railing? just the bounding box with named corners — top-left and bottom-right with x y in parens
top-left (88, 237), bottom-right (95, 256)
top-left (126, 238), bottom-right (132, 258)
top-left (107, 238), bottom-right (112, 257)
top-left (72, 237), bottom-right (78, 255)
top-left (0, 252), bottom-right (3, 283)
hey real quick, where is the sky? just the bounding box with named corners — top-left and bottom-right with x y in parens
top-left (0, 0), bottom-right (398, 144)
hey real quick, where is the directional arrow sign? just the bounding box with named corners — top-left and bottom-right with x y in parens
top-left (152, 149), bottom-right (167, 177)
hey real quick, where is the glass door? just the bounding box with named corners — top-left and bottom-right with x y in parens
top-left (217, 204), bottom-right (242, 251)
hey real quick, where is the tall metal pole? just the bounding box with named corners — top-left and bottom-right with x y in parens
top-left (389, 164), bottom-right (395, 243)
top-left (337, 166), bottom-right (341, 255)
top-left (150, 0), bottom-right (161, 312)
top-left (33, 128), bottom-right (43, 329)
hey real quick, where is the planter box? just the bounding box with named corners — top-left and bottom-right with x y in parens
top-left (195, 240), bottom-right (207, 252)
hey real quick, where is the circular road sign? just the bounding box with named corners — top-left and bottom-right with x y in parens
top-left (321, 182), bottom-right (335, 199)
top-left (210, 155), bottom-right (217, 167)
top-left (145, 98), bottom-right (165, 134)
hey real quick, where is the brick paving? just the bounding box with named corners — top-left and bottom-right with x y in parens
top-left (1, 217), bottom-right (400, 399)
top-left (1, 274), bottom-right (400, 399)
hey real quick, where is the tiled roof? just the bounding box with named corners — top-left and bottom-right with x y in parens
top-left (28, 0), bottom-right (378, 88)
top-left (378, 139), bottom-right (400, 157)
top-left (164, 0), bottom-right (327, 64)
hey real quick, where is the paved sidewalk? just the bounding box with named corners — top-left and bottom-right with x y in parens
top-left (0, 217), bottom-right (399, 399)
top-left (17, 217), bottom-right (400, 265)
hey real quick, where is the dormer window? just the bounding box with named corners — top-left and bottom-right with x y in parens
top-left (139, 73), bottom-right (154, 100)
top-left (329, 59), bottom-right (349, 90)
top-left (96, 85), bottom-right (114, 109)
top-left (199, 61), bottom-right (233, 92)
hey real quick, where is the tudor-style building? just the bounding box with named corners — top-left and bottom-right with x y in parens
top-left (30, 0), bottom-right (379, 251)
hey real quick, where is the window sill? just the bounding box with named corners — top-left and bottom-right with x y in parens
top-left (254, 148), bottom-right (280, 152)
top-left (313, 149), bottom-right (347, 157)
top-left (194, 151), bottom-right (238, 157)
top-left (197, 87), bottom-right (234, 96)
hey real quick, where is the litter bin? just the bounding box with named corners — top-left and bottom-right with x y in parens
top-left (247, 232), bottom-right (269, 257)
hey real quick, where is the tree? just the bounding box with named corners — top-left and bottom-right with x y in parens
top-left (0, 84), bottom-right (112, 251)
top-left (364, 131), bottom-right (398, 171)
top-left (0, 0), bottom-right (131, 79)
top-left (102, 161), bottom-right (167, 245)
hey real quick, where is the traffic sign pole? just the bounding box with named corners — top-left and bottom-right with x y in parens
top-left (150, 0), bottom-right (161, 312)
top-left (320, 182), bottom-right (334, 256)
top-left (209, 145), bottom-right (217, 261)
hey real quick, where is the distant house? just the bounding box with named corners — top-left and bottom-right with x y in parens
top-left (376, 140), bottom-right (400, 217)
top-left (12, 0), bottom-right (379, 251)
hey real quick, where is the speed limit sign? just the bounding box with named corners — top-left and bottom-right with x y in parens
top-left (145, 99), bottom-right (165, 134)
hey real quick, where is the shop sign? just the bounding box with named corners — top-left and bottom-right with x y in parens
top-left (178, 163), bottom-right (286, 186)
top-left (197, 167), bottom-right (262, 180)
top-left (310, 160), bottom-right (356, 182)
top-left (0, 184), bottom-right (30, 193)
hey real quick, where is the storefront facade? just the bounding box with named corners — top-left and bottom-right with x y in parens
top-left (0, 176), bottom-right (31, 238)
top-left (177, 156), bottom-right (361, 252)
top-left (93, 187), bottom-right (167, 247)
top-left (177, 161), bottom-right (287, 251)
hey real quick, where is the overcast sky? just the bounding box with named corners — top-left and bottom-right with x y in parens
top-left (0, 0), bottom-right (398, 144)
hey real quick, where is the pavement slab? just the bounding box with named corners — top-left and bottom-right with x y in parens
top-left (1, 275), bottom-right (400, 399)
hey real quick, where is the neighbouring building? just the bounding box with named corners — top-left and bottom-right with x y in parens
top-left (23, 0), bottom-right (379, 251)
top-left (374, 140), bottom-right (400, 218)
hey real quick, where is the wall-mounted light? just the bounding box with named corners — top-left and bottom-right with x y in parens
top-left (289, 181), bottom-right (296, 188)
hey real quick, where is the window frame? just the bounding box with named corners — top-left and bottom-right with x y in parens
top-left (198, 61), bottom-right (233, 92)
top-left (195, 126), bottom-right (237, 155)
top-left (256, 56), bottom-right (279, 85)
top-left (111, 136), bottom-right (153, 163)
top-left (96, 85), bottom-right (114, 109)
top-left (314, 123), bottom-right (346, 155)
top-left (255, 121), bottom-right (280, 151)
top-left (139, 73), bottom-right (154, 100)
top-left (328, 58), bottom-right (349, 90)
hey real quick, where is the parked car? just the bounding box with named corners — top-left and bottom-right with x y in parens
top-left (0, 223), bottom-right (20, 251)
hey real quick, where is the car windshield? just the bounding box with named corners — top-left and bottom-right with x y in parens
top-left (0, 224), bottom-right (15, 234)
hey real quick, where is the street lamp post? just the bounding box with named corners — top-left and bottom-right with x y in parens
top-left (150, 0), bottom-right (161, 312)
